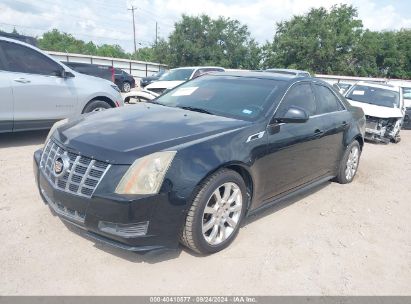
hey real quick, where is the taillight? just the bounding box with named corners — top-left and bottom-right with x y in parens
top-left (111, 67), bottom-right (115, 83)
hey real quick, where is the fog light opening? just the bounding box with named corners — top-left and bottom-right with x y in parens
top-left (98, 221), bottom-right (149, 238)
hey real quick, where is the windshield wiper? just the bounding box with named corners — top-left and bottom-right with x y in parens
top-left (177, 106), bottom-right (214, 115)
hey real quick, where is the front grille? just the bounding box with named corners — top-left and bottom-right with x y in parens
top-left (40, 140), bottom-right (110, 198)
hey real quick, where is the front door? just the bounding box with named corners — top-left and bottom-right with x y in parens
top-left (0, 40), bottom-right (78, 131)
top-left (258, 82), bottom-right (327, 205)
top-left (0, 71), bottom-right (13, 132)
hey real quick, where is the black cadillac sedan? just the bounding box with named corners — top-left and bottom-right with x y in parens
top-left (33, 72), bottom-right (365, 254)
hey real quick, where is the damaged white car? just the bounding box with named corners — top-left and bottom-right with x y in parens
top-left (345, 81), bottom-right (404, 144)
top-left (123, 89), bottom-right (158, 104)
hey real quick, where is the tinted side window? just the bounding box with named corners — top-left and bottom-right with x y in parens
top-left (276, 83), bottom-right (317, 116)
top-left (315, 85), bottom-right (344, 114)
top-left (0, 41), bottom-right (61, 76)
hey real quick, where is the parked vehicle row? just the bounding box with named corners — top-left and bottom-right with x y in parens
top-left (1, 35), bottom-right (408, 256)
top-left (34, 71), bottom-right (366, 254)
top-left (0, 37), bottom-right (123, 133)
top-left (125, 66), bottom-right (226, 103)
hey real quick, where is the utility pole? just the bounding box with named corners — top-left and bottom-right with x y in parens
top-left (128, 6), bottom-right (137, 54)
top-left (155, 21), bottom-right (158, 46)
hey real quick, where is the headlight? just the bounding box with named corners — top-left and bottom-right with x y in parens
top-left (45, 118), bottom-right (68, 145)
top-left (115, 151), bottom-right (177, 195)
top-left (111, 84), bottom-right (121, 93)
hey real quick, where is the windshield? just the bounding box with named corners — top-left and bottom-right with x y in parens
top-left (153, 75), bottom-right (286, 121)
top-left (159, 68), bottom-right (194, 81)
top-left (346, 85), bottom-right (400, 108)
top-left (152, 70), bottom-right (165, 77)
top-left (403, 87), bottom-right (411, 101)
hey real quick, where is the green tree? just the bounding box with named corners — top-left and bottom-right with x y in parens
top-left (38, 29), bottom-right (127, 58)
top-left (165, 15), bottom-right (261, 68)
top-left (264, 4), bottom-right (363, 74)
top-left (396, 29), bottom-right (411, 79)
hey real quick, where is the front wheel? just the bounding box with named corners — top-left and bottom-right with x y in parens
top-left (180, 169), bottom-right (247, 254)
top-left (335, 140), bottom-right (361, 184)
top-left (82, 100), bottom-right (111, 113)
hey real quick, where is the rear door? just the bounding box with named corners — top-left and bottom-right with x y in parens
top-left (312, 83), bottom-right (350, 173)
top-left (0, 40), bottom-right (78, 131)
top-left (0, 48), bottom-right (13, 132)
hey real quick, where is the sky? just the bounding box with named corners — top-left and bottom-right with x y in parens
top-left (0, 0), bottom-right (410, 53)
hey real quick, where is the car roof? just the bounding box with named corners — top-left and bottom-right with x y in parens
top-left (354, 81), bottom-right (400, 92)
top-left (210, 71), bottom-right (312, 82)
top-left (172, 66), bottom-right (225, 71)
top-left (265, 68), bottom-right (310, 74)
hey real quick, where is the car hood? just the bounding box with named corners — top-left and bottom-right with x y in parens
top-left (54, 103), bottom-right (249, 164)
top-left (347, 99), bottom-right (403, 118)
top-left (145, 81), bottom-right (185, 90)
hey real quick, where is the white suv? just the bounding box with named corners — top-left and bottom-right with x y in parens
top-left (0, 37), bottom-right (123, 133)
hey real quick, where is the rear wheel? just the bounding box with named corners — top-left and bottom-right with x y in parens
top-left (335, 140), bottom-right (361, 184)
top-left (181, 169), bottom-right (246, 254)
top-left (122, 81), bottom-right (131, 93)
top-left (82, 100), bottom-right (111, 113)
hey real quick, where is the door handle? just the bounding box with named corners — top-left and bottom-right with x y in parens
top-left (341, 121), bottom-right (348, 127)
top-left (14, 78), bottom-right (31, 84)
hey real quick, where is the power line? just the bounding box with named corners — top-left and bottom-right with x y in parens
top-left (128, 5), bottom-right (137, 53)
top-left (155, 21), bottom-right (158, 46)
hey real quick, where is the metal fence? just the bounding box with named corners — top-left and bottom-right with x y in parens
top-left (315, 74), bottom-right (391, 85)
top-left (47, 51), bottom-right (168, 79)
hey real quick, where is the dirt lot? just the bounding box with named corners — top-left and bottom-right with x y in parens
top-left (0, 130), bottom-right (410, 295)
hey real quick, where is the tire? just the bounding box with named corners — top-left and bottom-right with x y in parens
top-left (391, 132), bottom-right (401, 144)
top-left (122, 81), bottom-right (131, 93)
top-left (82, 100), bottom-right (112, 113)
top-left (335, 140), bottom-right (361, 184)
top-left (180, 169), bottom-right (247, 254)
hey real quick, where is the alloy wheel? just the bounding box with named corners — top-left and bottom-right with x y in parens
top-left (202, 182), bottom-right (243, 245)
top-left (92, 107), bottom-right (106, 112)
top-left (123, 82), bottom-right (131, 92)
top-left (345, 145), bottom-right (359, 181)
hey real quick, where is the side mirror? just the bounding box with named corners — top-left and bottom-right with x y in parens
top-left (274, 106), bottom-right (309, 124)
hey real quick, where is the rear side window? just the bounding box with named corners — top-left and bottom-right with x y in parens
top-left (314, 84), bottom-right (344, 114)
top-left (0, 41), bottom-right (62, 76)
top-left (276, 83), bottom-right (317, 116)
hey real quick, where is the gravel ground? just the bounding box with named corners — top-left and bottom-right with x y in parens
top-left (0, 130), bottom-right (410, 295)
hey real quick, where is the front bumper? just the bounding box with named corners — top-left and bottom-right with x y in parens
top-left (33, 149), bottom-right (184, 252)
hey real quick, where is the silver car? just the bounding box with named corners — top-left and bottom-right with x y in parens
top-left (0, 37), bottom-right (123, 133)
